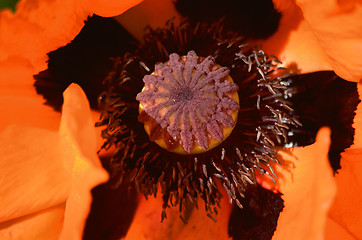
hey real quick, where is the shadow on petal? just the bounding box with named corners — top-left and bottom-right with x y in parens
top-left (259, 128), bottom-right (336, 240)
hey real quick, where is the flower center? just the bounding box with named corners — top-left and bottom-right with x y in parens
top-left (171, 87), bottom-right (195, 102)
top-left (136, 51), bottom-right (239, 154)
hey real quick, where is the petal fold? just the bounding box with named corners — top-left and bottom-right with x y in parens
top-left (296, 0), bottom-right (362, 82)
top-left (270, 128), bottom-right (336, 240)
top-left (328, 148), bottom-right (362, 239)
top-left (59, 83), bottom-right (108, 240)
top-left (0, 126), bottom-right (69, 222)
top-left (264, 1), bottom-right (331, 74)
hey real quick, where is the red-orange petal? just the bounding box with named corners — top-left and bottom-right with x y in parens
top-left (263, 1), bottom-right (332, 74)
top-left (325, 217), bottom-right (357, 239)
top-left (260, 128), bottom-right (336, 240)
top-left (325, 84), bottom-right (362, 239)
top-left (327, 147), bottom-right (362, 239)
top-left (296, 0), bottom-right (362, 82)
top-left (271, 0), bottom-right (362, 82)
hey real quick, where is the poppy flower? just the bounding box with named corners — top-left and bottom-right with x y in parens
top-left (0, 1), bottom-right (361, 240)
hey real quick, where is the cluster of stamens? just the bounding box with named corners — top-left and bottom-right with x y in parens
top-left (97, 20), bottom-right (302, 222)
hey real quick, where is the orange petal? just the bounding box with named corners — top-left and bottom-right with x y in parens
top-left (268, 128), bottom-right (336, 240)
top-left (327, 147), bottom-right (362, 239)
top-left (0, 0), bottom-right (143, 72)
top-left (125, 192), bottom-right (231, 240)
top-left (0, 57), bottom-right (61, 132)
top-left (0, 125), bottom-right (70, 222)
top-left (0, 84), bottom-right (108, 239)
top-left (263, 1), bottom-right (331, 74)
top-left (0, 204), bottom-right (66, 240)
top-left (58, 83), bottom-right (108, 240)
top-left (325, 84), bottom-right (362, 239)
top-left (325, 217), bottom-right (356, 240)
top-left (83, 0), bottom-right (143, 17)
top-left (115, 0), bottom-right (180, 42)
top-left (296, 0), bottom-right (362, 82)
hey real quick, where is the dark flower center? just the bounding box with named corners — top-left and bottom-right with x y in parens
top-left (136, 51), bottom-right (240, 154)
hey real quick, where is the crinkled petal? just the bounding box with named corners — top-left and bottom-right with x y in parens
top-left (271, 0), bottom-right (362, 82)
top-left (0, 125), bottom-right (69, 222)
top-left (0, 204), bottom-right (66, 240)
top-left (263, 1), bottom-right (331, 74)
top-left (296, 0), bottom-right (362, 82)
top-left (58, 83), bottom-right (108, 240)
top-left (0, 0), bottom-right (142, 72)
top-left (260, 128), bottom-right (336, 240)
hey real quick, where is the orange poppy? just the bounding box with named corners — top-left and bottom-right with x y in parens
top-left (0, 0), bottom-right (361, 239)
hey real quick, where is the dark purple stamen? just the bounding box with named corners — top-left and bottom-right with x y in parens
top-left (136, 51), bottom-right (239, 153)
